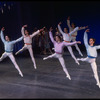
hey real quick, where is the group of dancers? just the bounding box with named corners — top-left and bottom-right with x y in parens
top-left (0, 16), bottom-right (100, 88)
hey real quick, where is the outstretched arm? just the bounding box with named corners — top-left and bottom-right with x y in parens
top-left (84, 29), bottom-right (89, 47)
top-left (69, 27), bottom-right (79, 35)
top-left (0, 27), bottom-right (6, 43)
top-left (21, 25), bottom-right (27, 37)
top-left (64, 41), bottom-right (81, 46)
top-left (30, 27), bottom-right (45, 38)
top-left (58, 22), bottom-right (65, 35)
top-left (12, 36), bottom-right (23, 44)
top-left (49, 27), bottom-right (56, 44)
top-left (79, 26), bottom-right (88, 30)
top-left (95, 45), bottom-right (100, 50)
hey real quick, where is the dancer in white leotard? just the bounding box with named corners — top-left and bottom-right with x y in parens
top-left (67, 16), bottom-right (88, 56)
top-left (43, 27), bottom-right (81, 80)
top-left (77, 29), bottom-right (100, 88)
top-left (15, 25), bottom-right (44, 69)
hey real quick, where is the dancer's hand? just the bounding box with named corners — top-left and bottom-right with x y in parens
top-left (85, 29), bottom-right (90, 32)
top-left (77, 41), bottom-right (81, 44)
top-left (58, 22), bottom-right (61, 25)
top-left (49, 27), bottom-right (53, 32)
top-left (1, 27), bottom-right (5, 31)
top-left (67, 16), bottom-right (70, 20)
top-left (39, 27), bottom-right (45, 32)
top-left (85, 26), bottom-right (88, 28)
top-left (23, 25), bottom-right (27, 28)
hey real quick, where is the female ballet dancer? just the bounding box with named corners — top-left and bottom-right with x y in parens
top-left (15, 25), bottom-right (44, 69)
top-left (43, 27), bottom-right (81, 80)
top-left (58, 22), bottom-right (81, 65)
top-left (77, 29), bottom-right (100, 88)
top-left (67, 16), bottom-right (88, 56)
top-left (0, 27), bottom-right (23, 77)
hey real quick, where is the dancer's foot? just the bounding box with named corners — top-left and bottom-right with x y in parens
top-left (15, 52), bottom-right (18, 55)
top-left (43, 58), bottom-right (46, 60)
top-left (76, 60), bottom-right (80, 65)
top-left (19, 72), bottom-right (23, 77)
top-left (66, 75), bottom-right (71, 80)
top-left (80, 53), bottom-right (83, 56)
top-left (96, 83), bottom-right (100, 88)
top-left (34, 64), bottom-right (37, 69)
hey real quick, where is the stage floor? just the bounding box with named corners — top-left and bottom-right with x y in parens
top-left (0, 51), bottom-right (100, 99)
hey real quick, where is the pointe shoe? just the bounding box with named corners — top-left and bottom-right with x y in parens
top-left (66, 75), bottom-right (71, 80)
top-left (80, 53), bottom-right (83, 56)
top-left (15, 52), bottom-right (18, 55)
top-left (19, 72), bottom-right (23, 77)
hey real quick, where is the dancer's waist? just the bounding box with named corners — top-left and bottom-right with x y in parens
top-left (64, 40), bottom-right (70, 43)
top-left (88, 55), bottom-right (96, 59)
top-left (5, 50), bottom-right (13, 53)
top-left (55, 52), bottom-right (62, 54)
top-left (25, 43), bottom-right (31, 45)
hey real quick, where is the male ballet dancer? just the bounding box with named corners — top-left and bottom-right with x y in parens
top-left (0, 27), bottom-right (23, 77)
top-left (15, 25), bottom-right (44, 69)
top-left (67, 16), bottom-right (88, 56)
top-left (43, 27), bottom-right (81, 80)
top-left (77, 29), bottom-right (100, 88)
top-left (58, 22), bottom-right (83, 65)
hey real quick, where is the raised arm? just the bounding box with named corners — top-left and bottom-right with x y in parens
top-left (11, 36), bottom-right (23, 44)
top-left (69, 27), bottom-right (79, 35)
top-left (30, 27), bottom-right (45, 38)
top-left (67, 16), bottom-right (72, 30)
top-left (21, 25), bottom-right (27, 37)
top-left (63, 41), bottom-right (81, 46)
top-left (84, 29), bottom-right (89, 47)
top-left (58, 22), bottom-right (65, 35)
top-left (0, 27), bottom-right (6, 43)
top-left (49, 27), bottom-right (56, 44)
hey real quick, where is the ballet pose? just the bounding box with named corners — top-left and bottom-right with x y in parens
top-left (67, 16), bottom-right (88, 56)
top-left (15, 25), bottom-right (44, 69)
top-left (43, 27), bottom-right (81, 80)
top-left (58, 22), bottom-right (81, 65)
top-left (0, 27), bottom-right (23, 77)
top-left (77, 29), bottom-right (100, 88)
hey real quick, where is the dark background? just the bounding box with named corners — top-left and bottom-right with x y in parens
top-left (0, 0), bottom-right (100, 55)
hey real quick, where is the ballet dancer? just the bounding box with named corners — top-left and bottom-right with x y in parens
top-left (58, 22), bottom-right (82, 65)
top-left (43, 27), bottom-right (81, 80)
top-left (77, 29), bottom-right (100, 88)
top-left (0, 27), bottom-right (23, 77)
top-left (67, 16), bottom-right (88, 56)
top-left (15, 25), bottom-right (44, 69)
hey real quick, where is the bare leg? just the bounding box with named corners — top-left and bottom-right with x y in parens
top-left (8, 53), bottom-right (23, 77)
top-left (28, 47), bottom-right (37, 69)
top-left (58, 57), bottom-right (71, 80)
top-left (67, 46), bottom-right (80, 65)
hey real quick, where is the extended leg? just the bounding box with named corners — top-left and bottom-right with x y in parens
top-left (8, 53), bottom-right (23, 77)
top-left (91, 61), bottom-right (100, 88)
top-left (67, 46), bottom-right (80, 65)
top-left (15, 45), bottom-right (27, 55)
top-left (43, 53), bottom-right (56, 60)
top-left (75, 44), bottom-right (83, 56)
top-left (28, 47), bottom-right (37, 69)
top-left (0, 52), bottom-right (7, 61)
top-left (58, 57), bottom-right (71, 80)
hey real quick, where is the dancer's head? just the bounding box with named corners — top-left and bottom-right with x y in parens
top-left (71, 23), bottom-right (75, 28)
top-left (55, 35), bottom-right (62, 42)
top-left (5, 36), bottom-right (10, 41)
top-left (89, 38), bottom-right (95, 46)
top-left (24, 30), bottom-right (29, 36)
top-left (64, 28), bottom-right (68, 33)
